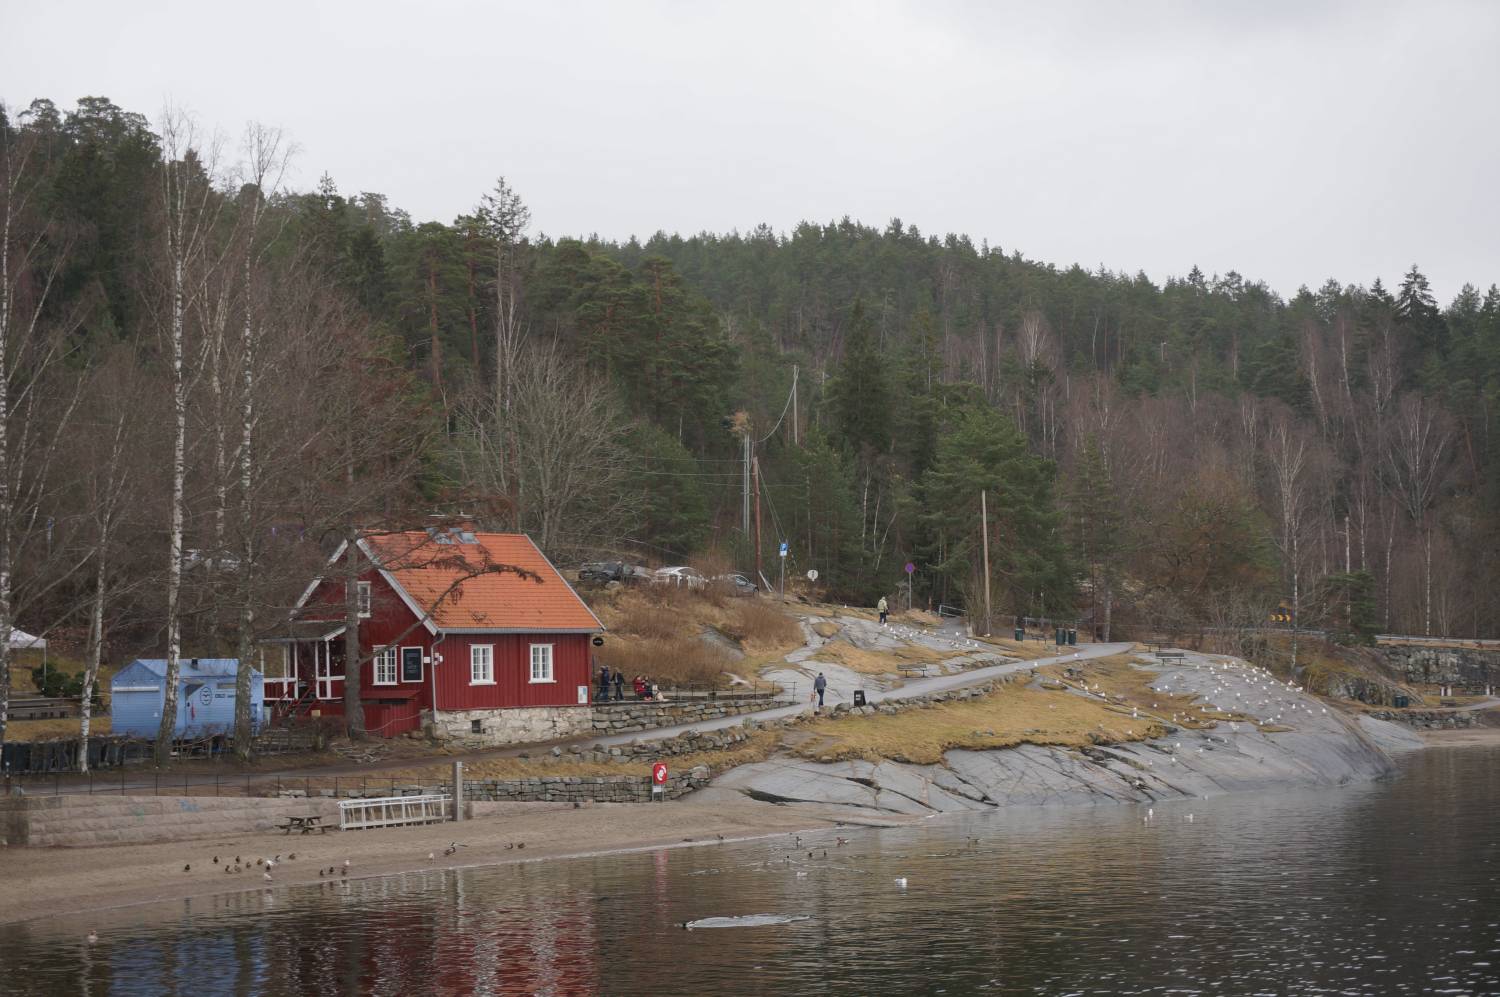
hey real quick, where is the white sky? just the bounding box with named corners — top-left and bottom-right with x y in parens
top-left (4, 0), bottom-right (1498, 301)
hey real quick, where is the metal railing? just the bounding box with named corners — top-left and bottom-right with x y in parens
top-left (338, 793), bottom-right (451, 830)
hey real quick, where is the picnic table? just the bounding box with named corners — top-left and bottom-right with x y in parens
top-left (280, 815), bottom-right (328, 835)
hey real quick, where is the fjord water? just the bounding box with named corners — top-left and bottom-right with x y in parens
top-left (3, 747), bottom-right (1498, 996)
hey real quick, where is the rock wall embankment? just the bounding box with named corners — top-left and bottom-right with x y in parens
top-left (1378, 646), bottom-right (1500, 689)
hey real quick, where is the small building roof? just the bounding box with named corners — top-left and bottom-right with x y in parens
top-left (362, 530), bottom-right (603, 633)
top-left (114, 658), bottom-right (246, 681)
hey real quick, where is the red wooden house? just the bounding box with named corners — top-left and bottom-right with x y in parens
top-left (263, 529), bottom-right (604, 741)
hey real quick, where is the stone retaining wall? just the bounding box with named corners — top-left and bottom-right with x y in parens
top-left (589, 698), bottom-right (777, 735)
top-left (0, 794), bottom-right (341, 848)
top-left (426, 697), bottom-right (784, 749)
top-left (1365, 709), bottom-right (1481, 730)
top-left (463, 769), bottom-right (711, 804)
top-left (1377, 646), bottom-right (1500, 689)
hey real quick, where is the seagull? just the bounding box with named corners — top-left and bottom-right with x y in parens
top-left (894, 877), bottom-right (908, 888)
top-left (343, 859), bottom-right (350, 868)
top-left (86, 930), bottom-right (98, 946)
top-left (428, 852), bottom-right (436, 862)
top-left (263, 872), bottom-right (273, 882)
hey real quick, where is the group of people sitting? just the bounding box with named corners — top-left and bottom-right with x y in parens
top-left (595, 664), bottom-right (660, 702)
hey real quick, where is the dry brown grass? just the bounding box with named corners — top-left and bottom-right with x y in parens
top-left (809, 639), bottom-right (950, 676)
top-left (594, 636), bottom-right (735, 686)
top-left (6, 716), bottom-right (110, 739)
top-left (720, 599), bottom-right (802, 652)
top-left (788, 683), bottom-right (1166, 765)
top-left (586, 585), bottom-right (803, 686)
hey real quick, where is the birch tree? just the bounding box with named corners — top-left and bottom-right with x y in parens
top-left (231, 124), bottom-right (291, 758)
top-left (153, 109), bottom-right (225, 763)
top-left (1385, 393), bottom-right (1451, 635)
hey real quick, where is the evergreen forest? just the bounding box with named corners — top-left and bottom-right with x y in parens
top-left (3, 96), bottom-right (1499, 746)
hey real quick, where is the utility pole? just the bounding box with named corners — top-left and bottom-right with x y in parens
top-left (981, 489), bottom-right (993, 636)
top-left (791, 364), bottom-right (799, 446)
top-left (741, 432), bottom-right (751, 537)
top-left (752, 456), bottom-right (763, 589)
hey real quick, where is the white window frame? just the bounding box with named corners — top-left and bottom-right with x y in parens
top-left (470, 644), bottom-right (495, 685)
top-left (356, 580), bottom-right (372, 619)
top-left (529, 643), bottom-right (554, 683)
top-left (373, 647), bottom-right (398, 686)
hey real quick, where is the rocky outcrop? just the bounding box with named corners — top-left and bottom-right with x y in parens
top-left (710, 652), bottom-right (1416, 817)
top-left (1366, 708), bottom-right (1481, 730)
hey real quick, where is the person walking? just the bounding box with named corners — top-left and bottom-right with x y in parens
top-left (877, 596), bottom-right (889, 626)
top-left (814, 671), bottom-right (828, 711)
top-left (597, 665), bottom-right (611, 703)
top-left (612, 670), bottom-right (625, 701)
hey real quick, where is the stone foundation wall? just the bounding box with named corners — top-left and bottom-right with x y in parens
top-left (590, 698), bottom-right (777, 735)
top-left (0, 794), bottom-right (341, 848)
top-left (427, 706), bottom-right (594, 747)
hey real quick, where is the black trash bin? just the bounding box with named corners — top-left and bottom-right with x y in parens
top-left (853, 690), bottom-right (867, 707)
top-left (1394, 694), bottom-right (1410, 708)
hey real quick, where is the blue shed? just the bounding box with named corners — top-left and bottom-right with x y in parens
top-left (110, 659), bottom-right (263, 738)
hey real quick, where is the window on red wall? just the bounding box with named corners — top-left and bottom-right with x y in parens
top-left (357, 581), bottom-right (372, 618)
top-left (529, 644), bottom-right (554, 683)
top-left (373, 648), bottom-right (397, 685)
top-left (471, 645), bottom-right (494, 684)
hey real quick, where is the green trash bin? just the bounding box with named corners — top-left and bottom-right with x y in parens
top-left (1015, 626), bottom-right (1024, 641)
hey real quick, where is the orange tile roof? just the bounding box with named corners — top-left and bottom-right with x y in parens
top-left (361, 531), bottom-right (602, 632)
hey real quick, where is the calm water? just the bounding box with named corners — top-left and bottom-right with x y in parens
top-left (3, 746), bottom-right (1499, 996)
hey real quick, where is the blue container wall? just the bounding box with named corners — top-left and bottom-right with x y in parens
top-left (180, 675), bottom-right (263, 734)
top-left (109, 665), bottom-right (263, 738)
top-left (110, 689), bottom-right (165, 738)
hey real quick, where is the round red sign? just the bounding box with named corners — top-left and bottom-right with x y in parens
top-left (652, 762), bottom-right (668, 784)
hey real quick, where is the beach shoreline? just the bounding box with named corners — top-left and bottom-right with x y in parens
top-left (0, 797), bottom-right (910, 927)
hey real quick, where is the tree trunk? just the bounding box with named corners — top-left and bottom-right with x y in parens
top-left (341, 534), bottom-right (365, 738)
top-left (78, 551), bottom-right (107, 771)
top-left (156, 250), bottom-right (187, 764)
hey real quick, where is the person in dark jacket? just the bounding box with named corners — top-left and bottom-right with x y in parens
top-left (612, 670), bottom-right (625, 701)
top-left (597, 665), bottom-right (611, 702)
top-left (814, 672), bottom-right (828, 710)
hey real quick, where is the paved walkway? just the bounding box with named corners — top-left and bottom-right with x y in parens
top-left (590, 636), bottom-right (1130, 748)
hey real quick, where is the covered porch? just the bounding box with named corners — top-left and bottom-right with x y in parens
top-left (258, 621), bottom-right (347, 721)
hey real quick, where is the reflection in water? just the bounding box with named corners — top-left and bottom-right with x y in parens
top-left (4, 746), bottom-right (1499, 996)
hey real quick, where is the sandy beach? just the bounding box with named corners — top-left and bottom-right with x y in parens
top-left (0, 797), bottom-right (913, 926)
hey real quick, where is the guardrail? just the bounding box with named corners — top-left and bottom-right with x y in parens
top-left (1374, 634), bottom-right (1500, 649)
top-left (338, 793), bottom-right (451, 830)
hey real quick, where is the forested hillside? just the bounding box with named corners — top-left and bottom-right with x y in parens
top-left (2, 96), bottom-right (1498, 745)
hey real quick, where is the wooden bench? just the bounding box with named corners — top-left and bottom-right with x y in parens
top-left (1154, 650), bottom-right (1186, 662)
top-left (280, 815), bottom-right (328, 835)
top-left (898, 662), bottom-right (929, 677)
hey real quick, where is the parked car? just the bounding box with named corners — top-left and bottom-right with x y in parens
top-left (652, 566), bottom-right (706, 589)
top-left (711, 573), bottom-right (758, 597)
top-left (577, 561), bottom-right (649, 585)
